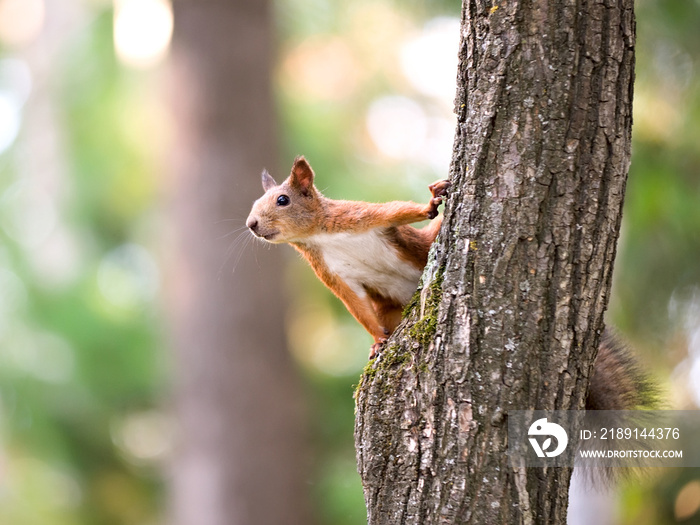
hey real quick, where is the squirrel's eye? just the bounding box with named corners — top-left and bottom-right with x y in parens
top-left (276, 195), bottom-right (290, 206)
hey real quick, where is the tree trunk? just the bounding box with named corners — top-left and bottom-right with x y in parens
top-left (166, 2), bottom-right (312, 525)
top-left (354, 0), bottom-right (635, 523)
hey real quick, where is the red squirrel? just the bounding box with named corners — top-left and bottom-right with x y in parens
top-left (246, 156), bottom-right (450, 357)
top-left (247, 156), bottom-right (657, 412)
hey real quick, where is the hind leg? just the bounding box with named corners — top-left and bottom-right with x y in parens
top-left (365, 288), bottom-right (404, 358)
top-left (362, 285), bottom-right (409, 357)
top-left (369, 296), bottom-right (404, 336)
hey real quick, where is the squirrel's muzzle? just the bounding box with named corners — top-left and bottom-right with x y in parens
top-left (246, 216), bottom-right (278, 241)
top-left (246, 216), bottom-right (259, 233)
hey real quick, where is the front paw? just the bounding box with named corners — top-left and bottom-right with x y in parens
top-left (426, 197), bottom-right (443, 219)
top-left (429, 179), bottom-right (451, 199)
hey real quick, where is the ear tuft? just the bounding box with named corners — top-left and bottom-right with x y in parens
top-left (290, 156), bottom-right (315, 196)
top-left (261, 169), bottom-right (277, 192)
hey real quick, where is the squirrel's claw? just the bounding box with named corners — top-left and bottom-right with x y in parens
top-left (429, 179), bottom-right (451, 199)
top-left (369, 338), bottom-right (388, 359)
top-left (426, 179), bottom-right (451, 218)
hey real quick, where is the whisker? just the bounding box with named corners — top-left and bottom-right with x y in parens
top-left (230, 234), bottom-right (254, 275)
top-left (252, 236), bottom-right (263, 269)
top-left (216, 225), bottom-right (249, 241)
top-left (214, 218), bottom-right (246, 225)
top-left (217, 230), bottom-right (254, 279)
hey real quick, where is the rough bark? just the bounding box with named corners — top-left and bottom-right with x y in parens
top-left (166, 2), bottom-right (312, 525)
top-left (354, 0), bottom-right (635, 523)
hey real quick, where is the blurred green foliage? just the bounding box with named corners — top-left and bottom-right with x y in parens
top-left (613, 0), bottom-right (700, 344)
top-left (0, 0), bottom-right (698, 524)
top-left (0, 4), bottom-right (165, 525)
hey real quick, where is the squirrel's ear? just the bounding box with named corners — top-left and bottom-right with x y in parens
top-left (290, 156), bottom-right (314, 196)
top-left (261, 170), bottom-right (277, 192)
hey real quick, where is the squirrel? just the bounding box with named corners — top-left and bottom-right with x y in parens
top-left (246, 156), bottom-right (450, 358)
top-left (246, 156), bottom-right (657, 412)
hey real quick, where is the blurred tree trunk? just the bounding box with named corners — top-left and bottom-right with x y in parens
top-left (166, 2), bottom-right (312, 525)
top-left (354, 0), bottom-right (635, 523)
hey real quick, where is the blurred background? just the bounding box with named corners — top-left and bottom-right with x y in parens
top-left (0, 0), bottom-right (698, 524)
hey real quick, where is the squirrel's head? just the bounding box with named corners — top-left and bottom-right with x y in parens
top-left (246, 156), bottom-right (321, 243)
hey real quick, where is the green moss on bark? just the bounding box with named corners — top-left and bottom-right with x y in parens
top-left (357, 269), bottom-right (444, 395)
top-left (355, 344), bottom-right (412, 399)
top-left (406, 273), bottom-right (443, 347)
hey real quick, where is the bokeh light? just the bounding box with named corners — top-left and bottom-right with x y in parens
top-left (366, 96), bottom-right (428, 161)
top-left (282, 36), bottom-right (362, 100)
top-left (113, 0), bottom-right (173, 69)
top-left (400, 17), bottom-right (460, 105)
top-left (365, 95), bottom-right (454, 171)
top-left (669, 291), bottom-right (700, 408)
top-left (0, 95), bottom-right (21, 154)
top-left (112, 411), bottom-right (173, 466)
top-left (675, 479), bottom-right (700, 521)
top-left (356, 17), bottom-right (459, 172)
top-left (0, 58), bottom-right (31, 155)
top-left (0, 0), bottom-right (45, 47)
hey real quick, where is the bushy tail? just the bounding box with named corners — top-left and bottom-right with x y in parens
top-left (585, 330), bottom-right (659, 411)
top-left (577, 331), bottom-right (661, 485)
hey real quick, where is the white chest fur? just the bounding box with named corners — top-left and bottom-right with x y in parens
top-left (307, 229), bottom-right (422, 305)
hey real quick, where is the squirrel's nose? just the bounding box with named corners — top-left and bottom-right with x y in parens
top-left (246, 217), bottom-right (258, 231)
